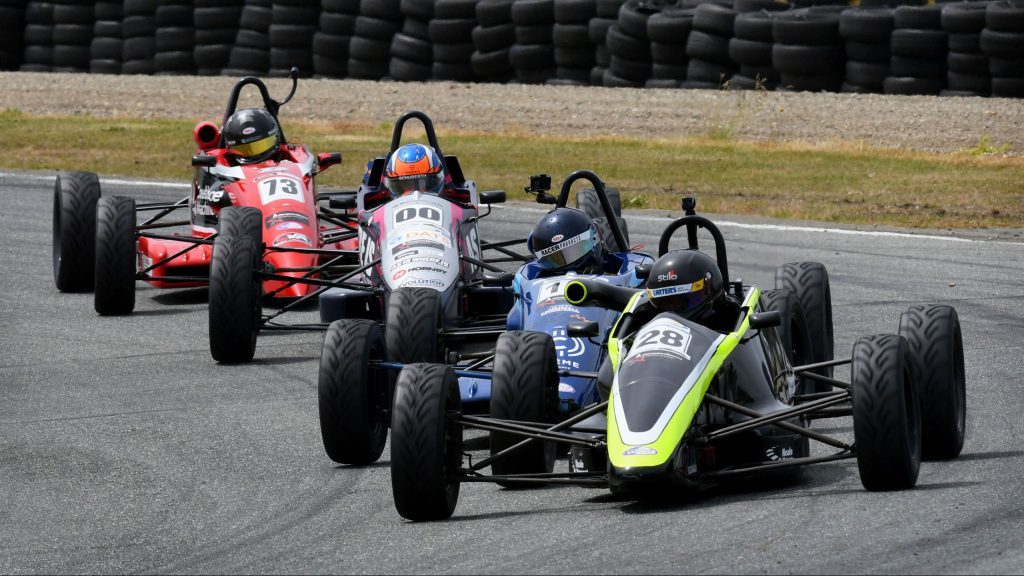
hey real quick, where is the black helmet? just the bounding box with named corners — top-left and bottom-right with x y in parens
top-left (646, 249), bottom-right (724, 320)
top-left (529, 207), bottom-right (603, 272)
top-left (222, 108), bottom-right (280, 164)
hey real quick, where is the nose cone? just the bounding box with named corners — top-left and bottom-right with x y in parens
top-left (262, 249), bottom-right (317, 299)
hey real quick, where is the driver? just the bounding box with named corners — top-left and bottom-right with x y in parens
top-left (644, 249), bottom-right (735, 332)
top-left (221, 108), bottom-right (282, 165)
top-left (384, 143), bottom-right (446, 196)
top-left (528, 207), bottom-right (604, 275)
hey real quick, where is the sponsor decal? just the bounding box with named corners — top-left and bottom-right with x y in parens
top-left (388, 228), bottom-right (451, 247)
top-left (558, 382), bottom-right (575, 394)
top-left (272, 232), bottom-right (311, 246)
top-left (552, 327), bottom-right (585, 358)
top-left (392, 269), bottom-right (407, 281)
top-left (275, 221), bottom-right (304, 231)
top-left (389, 256), bottom-right (450, 271)
top-left (265, 211), bottom-right (310, 228)
top-left (391, 240), bottom-right (446, 255)
top-left (649, 279), bottom-right (704, 299)
top-left (539, 304), bottom-right (581, 317)
top-left (551, 233), bottom-right (564, 242)
top-left (656, 269), bottom-right (677, 282)
top-left (196, 187), bottom-right (225, 203)
top-left (765, 446), bottom-right (794, 461)
top-left (535, 230), bottom-right (589, 257)
top-left (623, 446), bottom-right (657, 456)
top-left (402, 278), bottom-right (446, 288)
top-left (242, 126), bottom-right (256, 135)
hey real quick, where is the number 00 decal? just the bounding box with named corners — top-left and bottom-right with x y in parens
top-left (259, 177), bottom-right (304, 204)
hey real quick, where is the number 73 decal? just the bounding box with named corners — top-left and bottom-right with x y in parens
top-left (259, 176), bottom-right (305, 205)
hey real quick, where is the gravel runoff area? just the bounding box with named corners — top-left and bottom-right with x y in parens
top-left (3, 71), bottom-right (1024, 154)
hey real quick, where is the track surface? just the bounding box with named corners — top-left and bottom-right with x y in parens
top-left (2, 170), bottom-right (1023, 574)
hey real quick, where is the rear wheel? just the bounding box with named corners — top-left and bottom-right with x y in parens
top-left (318, 319), bottom-right (390, 465)
top-left (391, 363), bottom-right (463, 521)
top-left (899, 304), bottom-right (966, 460)
top-left (760, 289), bottom-right (814, 395)
top-left (94, 195), bottom-right (138, 315)
top-left (52, 171), bottom-right (101, 292)
top-left (776, 262), bottom-right (834, 388)
top-left (592, 215), bottom-right (630, 251)
top-left (577, 186), bottom-right (622, 218)
top-left (385, 287), bottom-right (442, 363)
top-left (490, 331), bottom-right (560, 486)
top-left (850, 334), bottom-right (921, 491)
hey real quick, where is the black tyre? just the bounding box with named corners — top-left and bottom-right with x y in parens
top-left (386, 287), bottom-right (442, 364)
top-left (52, 171), bottom-right (101, 292)
top-left (318, 319), bottom-right (390, 465)
top-left (391, 363), bottom-right (463, 521)
top-left (489, 331), bottom-right (560, 485)
top-left (94, 195), bottom-right (137, 315)
top-left (208, 207), bottom-right (263, 363)
top-left (850, 334), bottom-right (921, 491)
top-left (898, 304), bottom-right (966, 460)
top-left (759, 289), bottom-right (814, 395)
top-left (775, 262), bottom-right (834, 385)
top-left (593, 216), bottom-right (630, 251)
top-left (577, 186), bottom-right (621, 219)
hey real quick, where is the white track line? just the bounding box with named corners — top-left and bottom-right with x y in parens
top-left (8, 171), bottom-right (1020, 245)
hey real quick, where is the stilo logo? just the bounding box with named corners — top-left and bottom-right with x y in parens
top-left (656, 269), bottom-right (677, 282)
top-left (551, 234), bottom-right (564, 242)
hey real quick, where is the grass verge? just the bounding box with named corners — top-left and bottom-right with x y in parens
top-left (1, 108), bottom-right (1021, 228)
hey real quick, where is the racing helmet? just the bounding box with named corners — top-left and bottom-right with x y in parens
top-left (646, 249), bottom-right (724, 321)
top-left (222, 108), bottom-right (281, 165)
top-left (384, 143), bottom-right (445, 195)
top-left (528, 207), bottom-right (603, 272)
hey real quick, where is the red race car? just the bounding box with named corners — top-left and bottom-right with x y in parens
top-left (51, 69), bottom-right (360, 356)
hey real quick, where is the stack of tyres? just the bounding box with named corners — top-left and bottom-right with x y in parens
top-left (154, 0), bottom-right (196, 75)
top-left (941, 2), bottom-right (990, 97)
top-left (193, 0), bottom-right (245, 76)
top-left (122, 0), bottom-right (157, 75)
top-left (349, 0), bottom-right (400, 79)
top-left (389, 0), bottom-right (433, 81)
top-left (685, 2), bottom-right (736, 89)
top-left (314, 0), bottom-right (357, 78)
top-left (52, 0), bottom-right (92, 72)
top-left (982, 0), bottom-right (1024, 98)
top-left (472, 0), bottom-right (516, 82)
top-left (0, 1), bottom-right (25, 70)
top-left (270, 0), bottom-right (319, 76)
top-left (224, 0), bottom-right (271, 76)
top-left (603, 0), bottom-right (657, 87)
top-left (587, 0), bottom-right (623, 85)
top-left (90, 2), bottom-right (123, 74)
top-left (20, 1), bottom-right (51, 72)
top-left (729, 10), bottom-right (779, 90)
top-left (551, 0), bottom-right (596, 85)
top-left (839, 6), bottom-right (893, 94)
top-left (884, 4), bottom-right (947, 95)
top-left (510, 0), bottom-right (556, 84)
top-left (430, 0), bottom-right (478, 81)
top-left (646, 7), bottom-right (693, 88)
top-left (772, 8), bottom-right (844, 92)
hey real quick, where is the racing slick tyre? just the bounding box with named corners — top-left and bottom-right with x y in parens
top-left (209, 234), bottom-right (262, 363)
top-left (489, 331), bottom-right (560, 487)
top-left (775, 262), bottom-right (834, 388)
top-left (218, 205), bottom-right (262, 245)
top-left (94, 195), bottom-right (137, 315)
top-left (898, 304), bottom-right (966, 460)
top-left (53, 171), bottom-right (102, 292)
top-left (759, 289), bottom-right (814, 395)
top-left (385, 287), bottom-right (442, 364)
top-left (576, 186), bottom-right (622, 218)
top-left (592, 216), bottom-right (630, 252)
top-left (391, 363), bottom-right (463, 521)
top-left (850, 333), bottom-right (921, 491)
top-left (318, 319), bottom-right (390, 465)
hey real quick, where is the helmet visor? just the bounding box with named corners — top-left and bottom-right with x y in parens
top-left (388, 173), bottom-right (444, 195)
top-left (228, 134), bottom-right (277, 159)
top-left (647, 278), bottom-right (708, 311)
top-left (535, 230), bottom-right (597, 270)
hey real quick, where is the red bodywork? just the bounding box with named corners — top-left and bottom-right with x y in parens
top-left (138, 122), bottom-right (355, 297)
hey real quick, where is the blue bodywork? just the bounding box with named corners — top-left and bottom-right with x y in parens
top-left (459, 250), bottom-right (654, 414)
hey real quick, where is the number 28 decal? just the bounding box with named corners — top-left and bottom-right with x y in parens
top-left (629, 318), bottom-right (693, 360)
top-left (259, 176), bottom-right (304, 205)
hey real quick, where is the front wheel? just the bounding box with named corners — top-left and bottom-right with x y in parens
top-left (775, 262), bottom-right (833, 388)
top-left (385, 287), bottom-right (442, 363)
top-left (208, 235), bottom-right (261, 363)
top-left (489, 331), bottom-right (560, 486)
top-left (318, 319), bottom-right (390, 465)
top-left (94, 195), bottom-right (137, 315)
top-left (52, 171), bottom-right (101, 292)
top-left (851, 333), bottom-right (921, 491)
top-left (899, 304), bottom-right (966, 460)
top-left (760, 289), bottom-right (814, 396)
top-left (390, 363), bottom-right (463, 521)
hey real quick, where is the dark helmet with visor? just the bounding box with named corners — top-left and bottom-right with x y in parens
top-left (646, 249), bottom-right (724, 320)
top-left (529, 207), bottom-right (603, 272)
top-left (222, 108), bottom-right (280, 164)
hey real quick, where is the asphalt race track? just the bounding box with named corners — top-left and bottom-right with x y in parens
top-left (2, 169), bottom-right (1023, 574)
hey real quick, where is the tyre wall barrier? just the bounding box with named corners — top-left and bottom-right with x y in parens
top-left (7, 0), bottom-right (1024, 98)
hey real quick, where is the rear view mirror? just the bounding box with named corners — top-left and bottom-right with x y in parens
top-left (318, 152), bottom-right (342, 170)
top-left (483, 271), bottom-right (514, 287)
top-left (191, 154), bottom-right (216, 167)
top-left (480, 190), bottom-right (506, 204)
top-left (567, 321), bottom-right (599, 337)
top-left (634, 264), bottom-right (651, 280)
top-left (329, 193), bottom-right (356, 210)
top-left (749, 310), bottom-right (782, 330)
